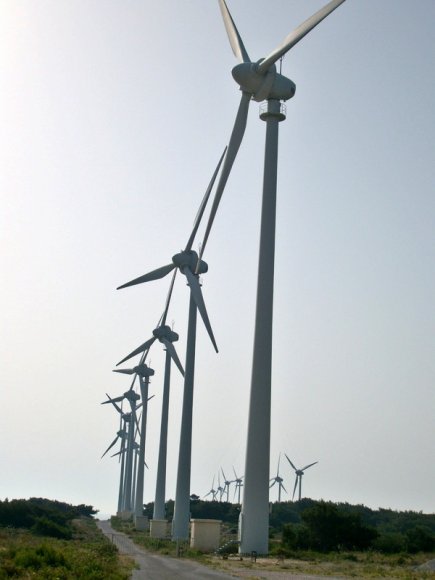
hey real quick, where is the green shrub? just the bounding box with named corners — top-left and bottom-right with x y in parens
top-left (12, 543), bottom-right (68, 569)
top-left (31, 516), bottom-right (72, 539)
top-left (372, 531), bottom-right (407, 553)
top-left (406, 525), bottom-right (435, 553)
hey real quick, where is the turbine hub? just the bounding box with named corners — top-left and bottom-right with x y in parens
top-left (133, 363), bottom-right (155, 378)
top-left (124, 390), bottom-right (141, 402)
top-left (153, 324), bottom-right (179, 343)
top-left (232, 61), bottom-right (296, 102)
top-left (172, 250), bottom-right (208, 275)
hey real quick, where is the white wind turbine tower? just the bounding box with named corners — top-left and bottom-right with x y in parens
top-left (232, 467), bottom-right (243, 504)
top-left (117, 149), bottom-right (227, 541)
top-left (269, 453), bottom-right (287, 503)
top-left (198, 0), bottom-right (347, 554)
top-left (221, 468), bottom-right (233, 503)
top-left (116, 271), bottom-right (184, 523)
top-left (102, 391), bottom-right (139, 515)
top-left (114, 360), bottom-right (155, 526)
top-left (203, 475), bottom-right (217, 501)
top-left (216, 472), bottom-right (225, 502)
top-left (100, 400), bottom-right (128, 514)
top-left (285, 454), bottom-right (318, 501)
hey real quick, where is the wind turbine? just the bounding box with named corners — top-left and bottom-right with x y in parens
top-left (114, 360), bottom-right (155, 524)
top-left (216, 472), bottom-right (225, 502)
top-left (203, 475), bottom-right (217, 501)
top-left (233, 467), bottom-right (244, 504)
top-left (101, 397), bottom-right (129, 515)
top-left (269, 453), bottom-right (287, 503)
top-left (117, 272), bottom-right (184, 521)
top-left (204, 0), bottom-right (347, 554)
top-left (221, 468), bottom-right (233, 503)
top-left (110, 389), bottom-right (140, 514)
top-left (102, 394), bottom-right (137, 514)
top-left (285, 454), bottom-right (318, 501)
top-left (117, 149), bottom-right (227, 541)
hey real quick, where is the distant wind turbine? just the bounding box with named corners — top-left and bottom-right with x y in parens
top-left (285, 454), bottom-right (318, 501)
top-left (269, 453), bottom-right (287, 502)
top-left (100, 396), bottom-right (129, 514)
top-left (221, 468), bottom-right (233, 503)
top-left (203, 475), bottom-right (217, 501)
top-left (117, 148), bottom-right (227, 541)
top-left (232, 467), bottom-right (244, 504)
top-left (117, 272), bottom-right (183, 522)
top-left (102, 393), bottom-right (138, 514)
top-left (216, 472), bottom-right (225, 502)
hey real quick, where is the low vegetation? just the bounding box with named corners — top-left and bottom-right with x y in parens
top-left (136, 497), bottom-right (435, 577)
top-left (0, 498), bottom-right (133, 579)
top-left (142, 496), bottom-right (435, 556)
top-left (112, 499), bottom-right (435, 578)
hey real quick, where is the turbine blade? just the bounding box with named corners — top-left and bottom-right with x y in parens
top-left (161, 270), bottom-right (177, 326)
top-left (184, 147), bottom-right (227, 253)
top-left (282, 484), bottom-right (288, 494)
top-left (109, 400), bottom-right (123, 414)
top-left (257, 0), bottom-right (346, 74)
top-left (292, 476), bottom-right (298, 500)
top-left (269, 481), bottom-right (276, 489)
top-left (285, 453), bottom-right (297, 472)
top-left (218, 0), bottom-right (251, 63)
top-left (161, 338), bottom-right (185, 377)
top-left (134, 413), bottom-right (141, 435)
top-left (117, 263), bottom-right (175, 290)
top-left (198, 91), bottom-right (251, 262)
top-left (117, 337), bottom-right (156, 366)
top-left (113, 368), bottom-right (135, 375)
top-left (301, 461), bottom-right (318, 471)
top-left (183, 267), bottom-right (218, 353)
top-left (102, 394), bottom-right (124, 411)
top-left (101, 436), bottom-right (119, 458)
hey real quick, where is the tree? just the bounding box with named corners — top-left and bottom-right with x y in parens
top-left (406, 526), bottom-right (435, 553)
top-left (301, 501), bottom-right (377, 551)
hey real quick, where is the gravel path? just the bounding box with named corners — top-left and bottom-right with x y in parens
top-left (96, 520), bottom-right (237, 580)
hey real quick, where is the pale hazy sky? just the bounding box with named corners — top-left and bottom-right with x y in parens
top-left (1, 0), bottom-right (434, 517)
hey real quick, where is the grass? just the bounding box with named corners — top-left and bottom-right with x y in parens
top-left (212, 548), bottom-right (435, 578)
top-left (0, 517), bottom-right (135, 579)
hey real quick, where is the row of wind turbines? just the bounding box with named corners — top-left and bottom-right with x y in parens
top-left (205, 456), bottom-right (318, 505)
top-left (102, 0), bottom-right (347, 554)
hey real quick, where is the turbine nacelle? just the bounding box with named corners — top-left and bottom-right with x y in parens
top-left (133, 363), bottom-right (155, 378)
top-left (153, 324), bottom-right (179, 343)
top-left (172, 250), bottom-right (208, 275)
top-left (124, 390), bottom-right (141, 403)
top-left (232, 61), bottom-right (296, 102)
